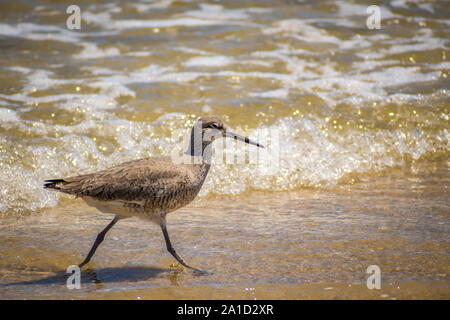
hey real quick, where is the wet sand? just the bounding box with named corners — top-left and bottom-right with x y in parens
top-left (0, 162), bottom-right (448, 299)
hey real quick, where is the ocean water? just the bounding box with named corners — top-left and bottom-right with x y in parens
top-left (0, 0), bottom-right (448, 299)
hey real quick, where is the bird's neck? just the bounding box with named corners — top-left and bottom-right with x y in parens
top-left (184, 138), bottom-right (211, 186)
top-left (184, 143), bottom-right (212, 164)
top-left (184, 128), bottom-right (213, 164)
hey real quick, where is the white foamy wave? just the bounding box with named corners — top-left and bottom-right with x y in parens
top-left (355, 67), bottom-right (440, 86)
top-left (74, 43), bottom-right (121, 60)
top-left (263, 19), bottom-right (339, 44)
top-left (0, 108), bottom-right (20, 122)
top-left (200, 115), bottom-right (449, 196)
top-left (80, 2), bottom-right (261, 32)
top-left (2, 110), bottom-right (447, 214)
top-left (391, 0), bottom-right (435, 13)
top-left (177, 3), bottom-right (270, 21)
top-left (0, 114), bottom-right (187, 215)
top-left (185, 56), bottom-right (234, 68)
top-left (132, 0), bottom-right (175, 12)
top-left (249, 88), bottom-right (289, 99)
top-left (113, 17), bottom-right (249, 30)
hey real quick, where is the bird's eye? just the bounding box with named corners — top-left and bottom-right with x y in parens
top-left (210, 123), bottom-right (220, 129)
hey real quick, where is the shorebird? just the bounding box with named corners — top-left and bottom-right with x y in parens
top-left (44, 115), bottom-right (264, 270)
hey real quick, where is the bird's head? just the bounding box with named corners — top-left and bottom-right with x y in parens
top-left (186, 115), bottom-right (264, 157)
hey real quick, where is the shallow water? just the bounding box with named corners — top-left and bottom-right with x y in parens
top-left (0, 0), bottom-right (449, 299)
top-left (0, 162), bottom-right (448, 299)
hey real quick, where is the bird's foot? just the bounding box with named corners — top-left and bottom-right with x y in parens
top-left (169, 262), bottom-right (210, 275)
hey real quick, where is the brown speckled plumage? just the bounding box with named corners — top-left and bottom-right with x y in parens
top-left (44, 157), bottom-right (210, 219)
top-left (43, 115), bottom-right (264, 270)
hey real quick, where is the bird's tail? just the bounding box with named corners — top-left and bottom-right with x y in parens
top-left (43, 179), bottom-right (67, 190)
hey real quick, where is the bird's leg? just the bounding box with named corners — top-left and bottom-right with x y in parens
top-left (160, 222), bottom-right (192, 269)
top-left (79, 215), bottom-right (120, 268)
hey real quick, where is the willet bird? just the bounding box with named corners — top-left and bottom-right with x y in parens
top-left (44, 115), bottom-right (264, 270)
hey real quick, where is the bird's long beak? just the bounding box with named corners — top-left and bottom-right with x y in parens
top-left (225, 130), bottom-right (265, 148)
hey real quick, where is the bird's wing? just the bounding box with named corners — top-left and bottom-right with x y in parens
top-left (44, 157), bottom-right (194, 201)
